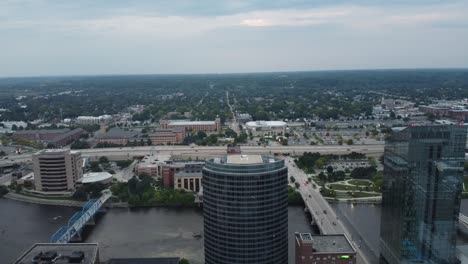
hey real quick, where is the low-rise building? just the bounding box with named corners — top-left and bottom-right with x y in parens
top-left (174, 171), bottom-right (202, 193)
top-left (80, 172), bottom-right (113, 185)
top-left (75, 115), bottom-right (112, 126)
top-left (13, 129), bottom-right (70, 141)
top-left (48, 128), bottom-right (84, 148)
top-left (135, 154), bottom-right (171, 177)
top-left (33, 149), bottom-right (83, 193)
top-left (14, 243), bottom-right (99, 264)
top-left (149, 129), bottom-right (184, 145)
top-left (162, 161), bottom-right (204, 188)
top-left (245, 120), bottom-right (287, 136)
top-left (160, 117), bottom-right (221, 132)
top-left (94, 128), bottom-right (138, 146)
top-left (295, 233), bottom-right (356, 264)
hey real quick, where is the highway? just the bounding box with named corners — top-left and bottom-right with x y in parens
top-left (285, 156), bottom-right (371, 264)
top-left (0, 144), bottom-right (384, 167)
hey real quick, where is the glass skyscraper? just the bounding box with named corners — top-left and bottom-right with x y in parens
top-left (202, 154), bottom-right (288, 264)
top-left (380, 125), bottom-right (466, 264)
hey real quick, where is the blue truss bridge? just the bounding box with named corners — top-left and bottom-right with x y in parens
top-left (50, 190), bottom-right (112, 243)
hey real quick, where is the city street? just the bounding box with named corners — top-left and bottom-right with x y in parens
top-left (285, 156), bottom-right (372, 264)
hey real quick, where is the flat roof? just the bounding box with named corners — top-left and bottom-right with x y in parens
top-left (14, 243), bottom-right (99, 264)
top-left (175, 171), bottom-right (202, 178)
top-left (168, 120), bottom-right (215, 126)
top-left (82, 172), bottom-right (113, 183)
top-left (108, 258), bottom-right (180, 264)
top-left (226, 154), bottom-right (263, 164)
top-left (245, 121), bottom-right (287, 127)
top-left (308, 234), bottom-right (355, 254)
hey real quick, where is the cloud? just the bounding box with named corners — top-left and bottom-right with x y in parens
top-left (0, 2), bottom-right (466, 38)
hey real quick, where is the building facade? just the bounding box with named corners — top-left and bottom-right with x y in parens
top-left (203, 155), bottom-right (288, 264)
top-left (380, 125), bottom-right (466, 264)
top-left (149, 129), bottom-right (184, 145)
top-left (160, 117), bottom-right (221, 132)
top-left (75, 115), bottom-right (112, 126)
top-left (295, 233), bottom-right (356, 264)
top-left (245, 121), bottom-right (287, 136)
top-left (173, 171), bottom-right (202, 193)
top-left (162, 161), bottom-right (204, 188)
top-left (33, 149), bottom-right (83, 192)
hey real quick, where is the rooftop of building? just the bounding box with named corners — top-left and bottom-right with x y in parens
top-left (81, 172), bottom-right (113, 184)
top-left (49, 128), bottom-right (84, 143)
top-left (14, 243), bottom-right (99, 264)
top-left (137, 154), bottom-right (172, 167)
top-left (245, 120), bottom-right (287, 127)
top-left (167, 120), bottom-right (216, 126)
top-left (226, 154), bottom-right (264, 164)
top-left (175, 171), bottom-right (202, 178)
top-left (107, 258), bottom-right (180, 264)
top-left (77, 115), bottom-right (112, 119)
top-left (95, 127), bottom-right (138, 139)
top-left (297, 233), bottom-right (355, 254)
top-left (14, 128), bottom-right (70, 135)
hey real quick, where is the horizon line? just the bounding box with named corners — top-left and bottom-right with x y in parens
top-left (1, 67), bottom-right (467, 80)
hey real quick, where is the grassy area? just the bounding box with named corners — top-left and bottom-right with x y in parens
top-left (464, 177), bottom-right (468, 192)
top-left (328, 184), bottom-right (356, 191)
top-left (348, 179), bottom-right (373, 187)
top-left (349, 192), bottom-right (381, 198)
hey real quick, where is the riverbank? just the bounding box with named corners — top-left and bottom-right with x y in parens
top-left (3, 192), bottom-right (129, 208)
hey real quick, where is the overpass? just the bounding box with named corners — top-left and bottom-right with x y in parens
top-left (50, 190), bottom-right (111, 243)
top-left (0, 144), bottom-right (384, 167)
top-left (285, 157), bottom-right (371, 264)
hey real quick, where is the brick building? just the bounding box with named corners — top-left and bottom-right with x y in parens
top-left (94, 128), bottom-right (138, 146)
top-left (162, 161), bottom-right (204, 188)
top-left (13, 129), bottom-right (69, 141)
top-left (160, 117), bottom-right (221, 133)
top-left (149, 129), bottom-right (184, 145)
top-left (295, 233), bottom-right (356, 264)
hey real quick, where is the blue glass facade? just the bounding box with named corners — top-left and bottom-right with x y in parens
top-left (380, 126), bottom-right (466, 264)
top-left (203, 156), bottom-right (288, 264)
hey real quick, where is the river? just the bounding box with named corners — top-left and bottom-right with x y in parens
top-left (2, 198), bottom-right (468, 264)
top-left (331, 200), bottom-right (468, 262)
top-left (0, 199), bottom-right (314, 264)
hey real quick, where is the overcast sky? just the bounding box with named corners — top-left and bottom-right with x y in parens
top-left (1, 0), bottom-right (467, 77)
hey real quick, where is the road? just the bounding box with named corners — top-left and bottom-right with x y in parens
top-left (285, 157), bottom-right (371, 264)
top-left (0, 144), bottom-right (384, 167)
top-left (226, 91), bottom-right (240, 134)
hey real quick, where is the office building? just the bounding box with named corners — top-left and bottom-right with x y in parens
top-left (75, 115), bottom-right (112, 125)
top-left (33, 149), bottom-right (83, 192)
top-left (203, 154), bottom-right (288, 264)
top-left (245, 120), bottom-right (287, 136)
top-left (162, 161), bottom-right (204, 188)
top-left (174, 171), bottom-right (202, 193)
top-left (295, 233), bottom-right (356, 264)
top-left (380, 125), bottom-right (466, 264)
top-left (149, 128), bottom-right (185, 145)
top-left (160, 116), bottom-right (221, 132)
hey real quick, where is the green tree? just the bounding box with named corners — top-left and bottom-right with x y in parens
top-left (346, 139), bottom-right (354, 145)
top-left (99, 156), bottom-right (109, 164)
top-left (179, 258), bottom-right (190, 264)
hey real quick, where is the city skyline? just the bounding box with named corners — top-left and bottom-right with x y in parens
top-left (1, 1), bottom-right (468, 77)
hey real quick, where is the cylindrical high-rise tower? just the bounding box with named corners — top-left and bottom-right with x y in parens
top-left (203, 154), bottom-right (288, 264)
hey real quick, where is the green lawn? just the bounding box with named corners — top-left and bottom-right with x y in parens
top-left (349, 192), bottom-right (381, 198)
top-left (464, 177), bottom-right (468, 191)
top-left (328, 184), bottom-right (356, 191)
top-left (348, 179), bottom-right (373, 187)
